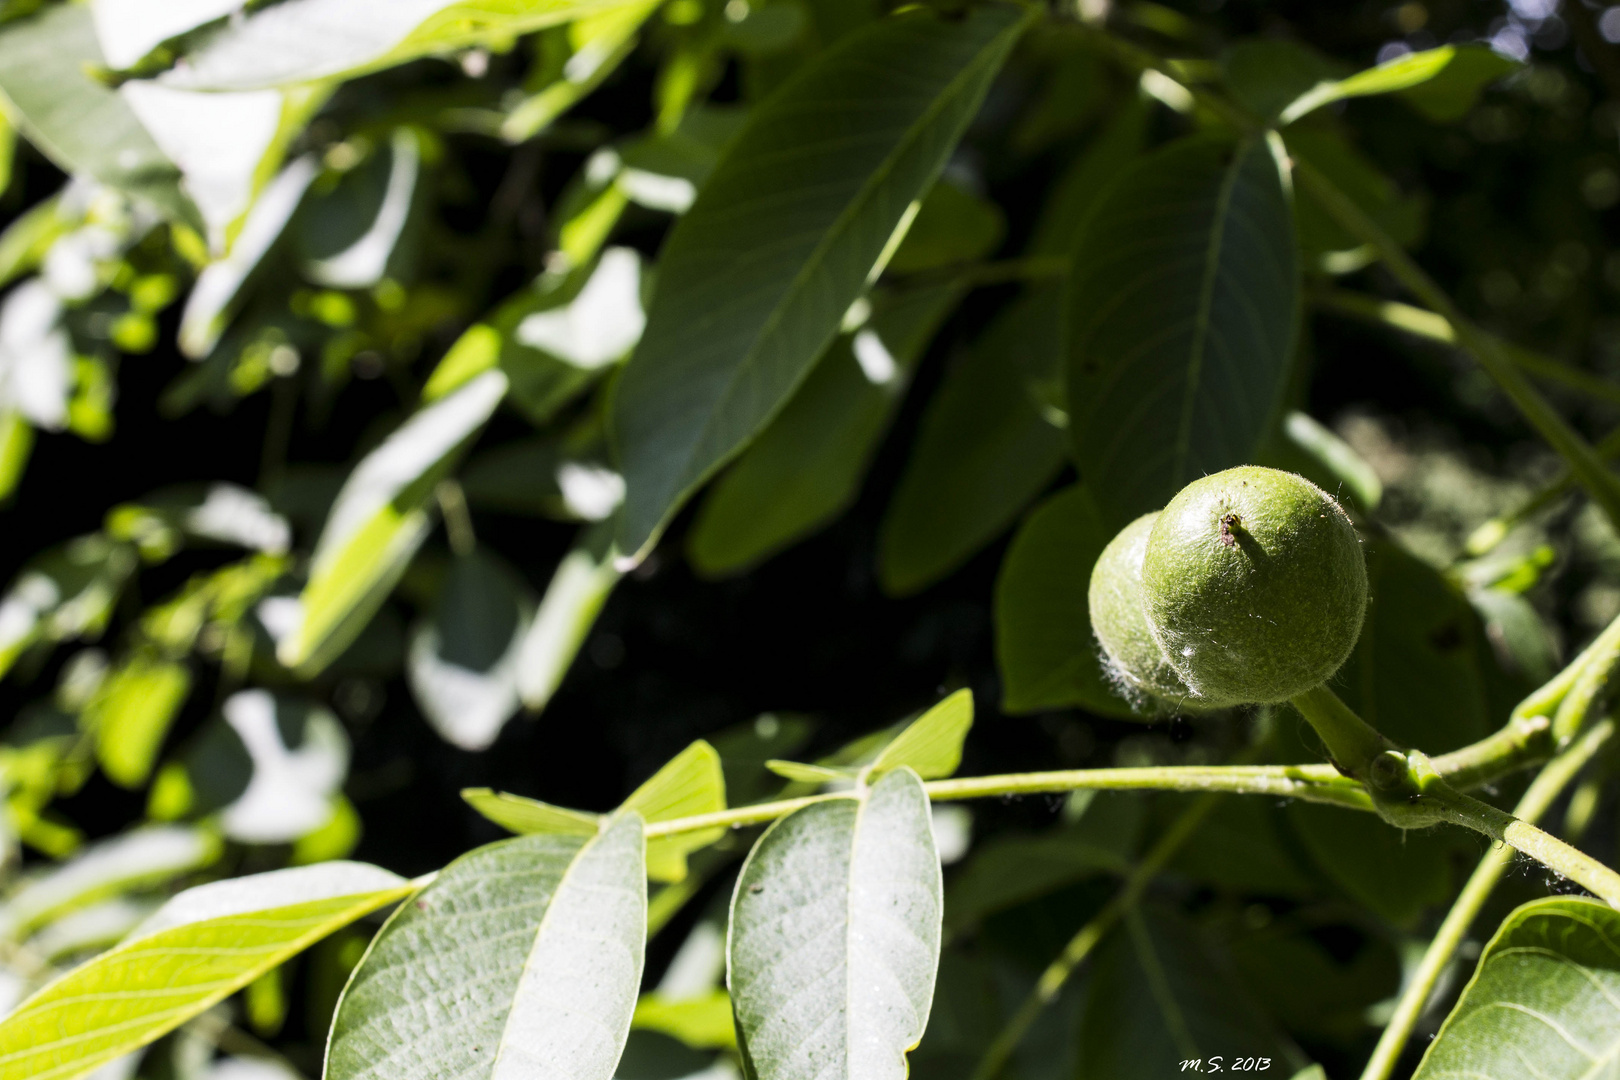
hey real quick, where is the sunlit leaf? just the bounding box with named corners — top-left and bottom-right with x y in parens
top-left (145, 0), bottom-right (653, 92)
top-left (0, 280), bottom-right (75, 431)
top-left (993, 484), bottom-right (1139, 718)
top-left (298, 128), bottom-right (423, 289)
top-left (460, 789), bottom-right (601, 836)
top-left (214, 690), bottom-right (349, 845)
top-left (1066, 134), bottom-right (1297, 530)
top-left (623, 740), bottom-right (727, 883)
top-left (0, 862), bottom-right (410, 1080)
top-left (406, 551), bottom-right (532, 751)
top-left (868, 688), bottom-right (972, 781)
top-left (1277, 44), bottom-right (1518, 126)
top-left (764, 760), bottom-right (850, 784)
top-left (0, 825), bottom-right (218, 941)
top-left (1412, 897), bottom-right (1620, 1080)
top-left (500, 1), bottom-right (662, 142)
top-left (0, 4), bottom-right (198, 226)
top-left (729, 767), bottom-right (942, 1080)
top-left (279, 369), bottom-right (507, 675)
top-left (85, 655), bottom-right (192, 789)
top-left (611, 4), bottom-right (1032, 559)
top-left (686, 284), bottom-right (960, 576)
top-left (877, 286), bottom-right (1067, 594)
top-left (326, 816), bottom-right (646, 1080)
top-left (515, 518), bottom-right (623, 711)
top-left (633, 989), bottom-right (737, 1050)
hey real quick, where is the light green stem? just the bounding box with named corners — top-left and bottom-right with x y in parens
top-left (639, 766), bottom-right (1371, 839)
top-left (1552, 613), bottom-right (1620, 744)
top-left (1293, 159), bottom-right (1620, 534)
top-left (1358, 718), bottom-right (1616, 1080)
top-left (1314, 289), bottom-right (1620, 408)
top-left (967, 793), bottom-right (1223, 1080)
top-left (1289, 683), bottom-right (1393, 779)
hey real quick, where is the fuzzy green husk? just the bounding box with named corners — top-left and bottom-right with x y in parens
top-left (1089, 512), bottom-right (1228, 713)
top-left (1142, 466), bottom-right (1367, 704)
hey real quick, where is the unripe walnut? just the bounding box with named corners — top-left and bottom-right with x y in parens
top-left (1141, 466), bottom-right (1367, 705)
top-left (1088, 513), bottom-right (1234, 713)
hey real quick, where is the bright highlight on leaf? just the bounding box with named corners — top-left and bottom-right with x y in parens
top-left (0, 862), bottom-right (410, 1080)
top-left (728, 767), bottom-right (943, 1080)
top-left (325, 816), bottom-right (647, 1080)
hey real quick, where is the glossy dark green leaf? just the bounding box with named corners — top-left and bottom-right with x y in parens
top-left (1066, 134), bottom-right (1297, 530)
top-left (611, 5), bottom-right (1031, 559)
top-left (1286, 802), bottom-right (1469, 928)
top-left (1078, 906), bottom-right (1300, 1078)
top-left (1285, 126), bottom-right (1425, 270)
top-left (878, 288), bottom-right (1067, 595)
top-left (327, 815), bottom-right (647, 1080)
top-left (886, 179), bottom-right (1005, 275)
top-left (1413, 897), bottom-right (1620, 1080)
top-left (1222, 40), bottom-right (1338, 123)
top-left (729, 767), bottom-right (942, 1080)
top-left (993, 484), bottom-right (1139, 718)
top-left (686, 284), bottom-right (960, 576)
top-left (1169, 797), bottom-right (1319, 899)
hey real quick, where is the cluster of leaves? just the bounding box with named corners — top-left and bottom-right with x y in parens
top-left (0, 0), bottom-right (1617, 1079)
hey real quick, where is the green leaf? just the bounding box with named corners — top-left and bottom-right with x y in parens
top-left (1265, 410), bottom-right (1383, 513)
top-left (0, 4), bottom-right (199, 227)
top-left (886, 179), bottom-right (1005, 275)
top-left (877, 287), bottom-right (1068, 594)
top-left (514, 518), bottom-right (625, 711)
top-left (0, 862), bottom-right (409, 1080)
top-left (85, 655), bottom-right (192, 788)
top-left (1228, 920), bottom-right (1400, 1044)
top-left (943, 826), bottom-right (1129, 933)
top-left (147, 0), bottom-right (650, 92)
top-left (1413, 897), bottom-right (1620, 1080)
top-left (728, 767), bottom-right (942, 1080)
top-left (1066, 134), bottom-right (1298, 530)
top-left (1169, 797), bottom-right (1319, 900)
top-left (0, 825), bottom-right (219, 941)
top-left (1278, 44), bottom-right (1518, 126)
top-left (624, 740), bottom-right (727, 883)
top-left (611, 5), bottom-right (1031, 560)
top-left (297, 128), bottom-right (423, 289)
top-left (279, 369), bottom-right (507, 675)
top-left (1284, 127), bottom-right (1425, 273)
top-left (633, 989), bottom-right (737, 1049)
top-left (993, 484), bottom-right (1140, 718)
top-left (1285, 803), bottom-right (1467, 928)
top-left (327, 816), bottom-right (647, 1080)
top-left (406, 551), bottom-right (532, 752)
top-left (868, 688), bottom-right (972, 781)
top-left (1222, 40), bottom-right (1338, 123)
top-left (499, 2), bottom-right (662, 142)
top-left (1334, 537), bottom-right (1500, 753)
top-left (0, 536), bottom-right (138, 681)
top-left (686, 283), bottom-right (960, 577)
top-left (460, 788), bottom-right (602, 836)
top-left (764, 760), bottom-right (851, 784)
top-left (1078, 906), bottom-right (1299, 1078)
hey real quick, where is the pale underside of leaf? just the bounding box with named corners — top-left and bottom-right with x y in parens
top-left (325, 816), bottom-right (646, 1080)
top-left (728, 767), bottom-right (942, 1080)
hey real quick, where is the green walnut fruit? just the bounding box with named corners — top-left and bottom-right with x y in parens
top-left (1141, 466), bottom-right (1367, 705)
top-left (1089, 512), bottom-right (1232, 712)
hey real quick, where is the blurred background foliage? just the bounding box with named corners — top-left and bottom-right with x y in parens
top-left (0, 0), bottom-right (1616, 1078)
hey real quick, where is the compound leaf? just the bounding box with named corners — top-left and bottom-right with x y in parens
top-left (728, 767), bottom-right (942, 1080)
top-left (0, 862), bottom-right (409, 1080)
top-left (1413, 897), bottom-right (1620, 1080)
top-left (1066, 134), bottom-right (1297, 531)
top-left (611, 5), bottom-right (1031, 559)
top-left (868, 688), bottom-right (972, 781)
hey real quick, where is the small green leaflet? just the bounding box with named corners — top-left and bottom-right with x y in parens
top-left (326, 816), bottom-right (646, 1080)
top-left (729, 767), bottom-right (943, 1080)
top-left (764, 760), bottom-right (851, 784)
top-left (0, 862), bottom-right (410, 1080)
top-left (1276, 43), bottom-right (1518, 126)
top-left (611, 4), bottom-right (1032, 560)
top-left (279, 369), bottom-right (507, 675)
top-left (1413, 897), bottom-right (1620, 1079)
top-left (0, 4), bottom-right (199, 227)
top-left (463, 740), bottom-right (726, 882)
top-left (1066, 134), bottom-right (1298, 530)
top-left (85, 655), bottom-right (192, 788)
top-left (142, 0), bottom-right (651, 93)
top-left (868, 688), bottom-right (973, 781)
